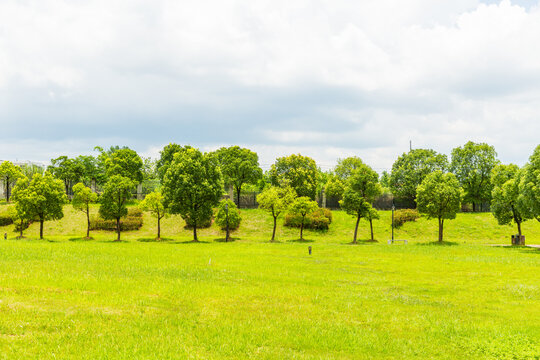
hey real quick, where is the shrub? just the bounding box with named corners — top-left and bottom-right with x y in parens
top-left (215, 199), bottom-right (241, 231)
top-left (393, 209), bottom-right (420, 227)
top-left (284, 208), bottom-right (332, 230)
top-left (90, 206), bottom-right (143, 231)
top-left (0, 213), bottom-right (13, 226)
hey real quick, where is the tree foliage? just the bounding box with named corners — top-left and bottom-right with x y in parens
top-left (288, 196), bottom-right (319, 240)
top-left (416, 171), bottom-right (462, 242)
top-left (0, 161), bottom-right (24, 202)
top-left (213, 146), bottom-right (262, 208)
top-left (156, 143), bottom-right (192, 182)
top-left (519, 145), bottom-right (540, 222)
top-left (257, 186), bottom-right (296, 241)
top-left (139, 191), bottom-right (168, 240)
top-left (11, 173), bottom-right (67, 239)
top-left (389, 149), bottom-right (448, 205)
top-left (99, 175), bottom-right (136, 241)
top-left (450, 141), bottom-right (499, 211)
top-left (72, 182), bottom-right (98, 238)
top-left (215, 199), bottom-right (242, 236)
top-left (162, 148), bottom-right (223, 241)
top-left (269, 154), bottom-right (318, 199)
top-left (104, 148), bottom-right (144, 183)
top-left (48, 156), bottom-right (85, 195)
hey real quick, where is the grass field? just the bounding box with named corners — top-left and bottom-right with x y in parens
top-left (0, 205), bottom-right (539, 359)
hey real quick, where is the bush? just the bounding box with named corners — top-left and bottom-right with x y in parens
top-left (0, 213), bottom-right (13, 226)
top-left (284, 208), bottom-right (332, 230)
top-left (215, 199), bottom-right (241, 231)
top-left (393, 209), bottom-right (420, 227)
top-left (90, 206), bottom-right (143, 231)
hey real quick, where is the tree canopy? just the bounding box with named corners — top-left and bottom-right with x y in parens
top-left (99, 175), bottom-right (136, 241)
top-left (48, 156), bottom-right (85, 195)
top-left (288, 196), bottom-right (319, 241)
top-left (162, 148), bottom-right (223, 241)
top-left (215, 199), bottom-right (242, 241)
top-left (72, 182), bottom-right (98, 239)
top-left (139, 191), bottom-right (168, 240)
top-left (156, 143), bottom-right (192, 182)
top-left (269, 154), bottom-right (318, 200)
top-left (0, 161), bottom-right (24, 202)
top-left (257, 186), bottom-right (296, 241)
top-left (104, 148), bottom-right (144, 183)
top-left (416, 171), bottom-right (462, 242)
top-left (389, 149), bottom-right (448, 205)
top-left (450, 141), bottom-right (499, 211)
top-left (519, 145), bottom-right (540, 222)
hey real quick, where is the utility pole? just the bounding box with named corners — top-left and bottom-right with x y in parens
top-left (410, 140), bottom-right (412, 152)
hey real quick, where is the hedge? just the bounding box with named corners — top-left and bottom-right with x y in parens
top-left (393, 209), bottom-right (420, 227)
top-left (90, 207), bottom-right (143, 231)
top-left (284, 208), bottom-right (333, 230)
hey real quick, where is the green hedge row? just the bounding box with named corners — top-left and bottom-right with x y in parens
top-left (284, 208), bottom-right (333, 230)
top-left (90, 208), bottom-right (143, 231)
top-left (393, 209), bottom-right (420, 227)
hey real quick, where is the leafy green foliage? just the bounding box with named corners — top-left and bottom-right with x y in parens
top-left (393, 209), bottom-right (420, 227)
top-left (288, 196), bottom-right (319, 240)
top-left (519, 144), bottom-right (540, 222)
top-left (139, 191), bottom-right (168, 239)
top-left (389, 149), bottom-right (448, 205)
top-left (99, 175), bottom-right (136, 240)
top-left (162, 148), bottom-right (223, 241)
top-left (91, 207), bottom-right (143, 231)
top-left (11, 173), bottom-right (68, 239)
top-left (284, 208), bottom-right (332, 230)
top-left (257, 186), bottom-right (296, 241)
top-left (72, 182), bottom-right (98, 238)
top-left (416, 171), bottom-right (462, 241)
top-left (450, 141), bottom-right (499, 211)
top-left (215, 199), bottom-right (242, 231)
top-left (213, 146), bottom-right (262, 207)
top-left (0, 212), bottom-right (13, 226)
top-left (156, 143), bottom-right (192, 182)
top-left (48, 156), bottom-right (85, 195)
top-left (269, 154), bottom-right (318, 199)
top-left (104, 148), bottom-right (144, 183)
top-left (0, 161), bottom-right (24, 202)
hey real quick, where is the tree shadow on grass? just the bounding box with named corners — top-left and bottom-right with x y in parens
top-left (214, 237), bottom-right (240, 243)
top-left (169, 240), bottom-right (211, 244)
top-left (288, 239), bottom-right (315, 243)
top-left (69, 237), bottom-right (94, 242)
top-left (416, 241), bottom-right (458, 246)
top-left (137, 237), bottom-right (174, 243)
top-left (96, 239), bottom-right (129, 243)
top-left (498, 245), bottom-right (540, 254)
top-left (345, 239), bottom-right (378, 245)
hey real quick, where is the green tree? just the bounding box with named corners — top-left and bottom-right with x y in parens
top-left (389, 149), bottom-right (448, 205)
top-left (339, 164), bottom-right (382, 243)
top-left (325, 157), bottom-right (366, 199)
top-left (11, 173), bottom-right (68, 239)
top-left (215, 199), bottom-right (242, 242)
top-left (76, 155), bottom-right (102, 187)
top-left (380, 171), bottom-right (390, 189)
top-left (416, 171), bottom-right (462, 242)
top-left (99, 175), bottom-right (136, 241)
top-left (269, 154), bottom-right (318, 199)
top-left (491, 164), bottom-right (530, 239)
top-left (162, 148), bottom-right (223, 242)
top-left (214, 146), bottom-right (263, 208)
top-left (139, 191), bottom-right (168, 240)
top-left (257, 186), bottom-right (296, 242)
top-left (48, 156), bottom-right (85, 195)
top-left (105, 148), bottom-right (144, 183)
top-left (0, 161), bottom-right (24, 202)
top-left (450, 141), bottom-right (499, 211)
top-left (288, 197), bottom-right (319, 241)
top-left (156, 143), bottom-right (192, 182)
top-left (72, 182), bottom-right (98, 239)
top-left (7, 205), bottom-right (30, 239)
top-left (519, 144), bottom-right (540, 222)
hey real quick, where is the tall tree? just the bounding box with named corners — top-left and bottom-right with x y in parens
top-left (519, 144), bottom-right (540, 222)
top-left (257, 186), bottom-right (296, 242)
top-left (213, 146), bottom-right (263, 208)
top-left (450, 141), bottom-right (499, 211)
top-left (48, 156), bottom-right (85, 195)
top-left (389, 149), bottom-right (448, 205)
top-left (491, 164), bottom-right (530, 240)
top-left (139, 191), bottom-right (168, 240)
top-left (0, 161), bottom-right (24, 202)
top-left (72, 182), bottom-right (98, 239)
top-left (105, 148), bottom-right (144, 183)
top-left (416, 171), bottom-right (462, 242)
top-left (11, 173), bottom-right (68, 239)
top-left (269, 154), bottom-right (318, 200)
top-left (339, 163), bottom-right (382, 243)
top-left (99, 175), bottom-right (136, 241)
top-left (162, 148), bottom-right (223, 242)
top-left (156, 143), bottom-right (192, 182)
top-left (288, 197), bottom-right (319, 241)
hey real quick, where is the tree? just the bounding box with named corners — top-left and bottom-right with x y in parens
top-left (491, 164), bottom-right (530, 240)
top-left (519, 145), bottom-right (540, 222)
top-left (99, 175), bottom-right (136, 241)
top-left (0, 161), bottom-right (24, 202)
top-left (48, 156), bottom-right (85, 195)
top-left (215, 199), bottom-right (242, 242)
top-left (76, 155), bottom-right (103, 187)
top-left (325, 157), bottom-right (366, 199)
top-left (269, 154), bottom-right (318, 199)
top-left (162, 148), bottom-right (223, 242)
top-left (105, 148), bottom-right (144, 183)
top-left (257, 186), bottom-right (296, 242)
top-left (11, 173), bottom-right (68, 239)
top-left (156, 143), bottom-right (192, 182)
top-left (139, 191), bottom-right (168, 240)
top-left (7, 205), bottom-right (30, 239)
top-left (288, 197), bottom-right (319, 241)
top-left (339, 164), bottom-right (382, 243)
top-left (213, 146), bottom-right (263, 208)
top-left (450, 141), bottom-right (499, 211)
top-left (389, 149), bottom-right (448, 205)
top-left (72, 182), bottom-right (98, 239)
top-left (416, 171), bottom-right (462, 242)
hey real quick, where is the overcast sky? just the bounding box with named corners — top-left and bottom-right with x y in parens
top-left (1, 0), bottom-right (539, 171)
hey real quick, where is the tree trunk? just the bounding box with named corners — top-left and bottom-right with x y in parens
top-left (271, 216), bottom-right (277, 242)
top-left (517, 221), bottom-right (522, 238)
top-left (19, 221), bottom-right (23, 238)
top-left (193, 220), bottom-right (198, 242)
top-left (300, 215), bottom-right (305, 241)
top-left (86, 205), bottom-right (90, 238)
top-left (236, 186), bottom-right (241, 209)
top-left (5, 179), bottom-right (10, 203)
top-left (472, 202), bottom-right (476, 212)
top-left (438, 217), bottom-right (444, 242)
top-left (157, 216), bottom-right (161, 239)
top-left (39, 219), bottom-right (44, 240)
top-left (116, 218), bottom-right (121, 241)
top-left (353, 214), bottom-right (360, 244)
top-left (369, 217), bottom-right (374, 241)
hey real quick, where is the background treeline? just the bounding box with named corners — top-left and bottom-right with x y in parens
top-left (0, 142), bottom-right (539, 243)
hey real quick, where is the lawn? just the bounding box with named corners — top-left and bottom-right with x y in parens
top-left (0, 206), bottom-right (539, 359)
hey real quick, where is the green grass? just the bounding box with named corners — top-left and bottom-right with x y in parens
top-left (0, 205), bottom-right (539, 359)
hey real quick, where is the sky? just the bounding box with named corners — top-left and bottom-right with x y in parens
top-left (0, 0), bottom-right (539, 172)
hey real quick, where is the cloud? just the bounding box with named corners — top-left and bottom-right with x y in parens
top-left (0, 0), bottom-right (539, 171)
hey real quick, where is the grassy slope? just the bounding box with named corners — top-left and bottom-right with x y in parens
top-left (0, 204), bottom-right (538, 245)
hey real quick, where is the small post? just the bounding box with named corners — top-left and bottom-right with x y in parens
top-left (225, 203), bottom-right (229, 242)
top-left (308, 246), bottom-right (312, 255)
top-left (3, 233), bottom-right (6, 240)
